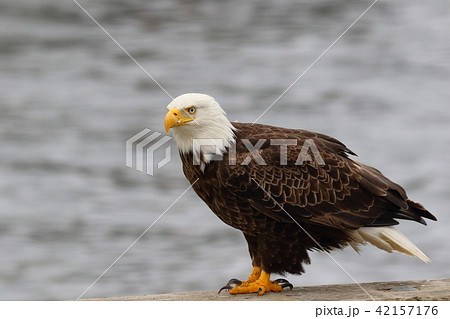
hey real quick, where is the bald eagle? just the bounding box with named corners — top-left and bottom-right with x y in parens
top-left (164, 93), bottom-right (436, 295)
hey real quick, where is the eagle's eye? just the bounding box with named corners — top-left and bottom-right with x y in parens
top-left (186, 106), bottom-right (197, 115)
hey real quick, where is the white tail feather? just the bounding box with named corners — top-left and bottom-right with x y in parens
top-left (348, 226), bottom-right (430, 263)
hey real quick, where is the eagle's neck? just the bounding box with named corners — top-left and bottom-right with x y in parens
top-left (172, 119), bottom-right (236, 170)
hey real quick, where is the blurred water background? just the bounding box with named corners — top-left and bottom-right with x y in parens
top-left (0, 0), bottom-right (449, 300)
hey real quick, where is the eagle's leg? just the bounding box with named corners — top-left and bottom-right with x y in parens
top-left (238, 266), bottom-right (261, 287)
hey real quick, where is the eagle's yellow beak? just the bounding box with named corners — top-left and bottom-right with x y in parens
top-left (164, 108), bottom-right (194, 133)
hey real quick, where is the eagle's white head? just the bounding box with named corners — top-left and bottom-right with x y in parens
top-left (164, 93), bottom-right (236, 161)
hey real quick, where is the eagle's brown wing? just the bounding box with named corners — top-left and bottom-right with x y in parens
top-left (219, 123), bottom-right (436, 230)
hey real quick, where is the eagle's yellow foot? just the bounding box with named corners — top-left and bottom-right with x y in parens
top-left (219, 266), bottom-right (261, 291)
top-left (229, 279), bottom-right (283, 295)
top-left (219, 269), bottom-right (293, 295)
top-left (235, 266), bottom-right (261, 287)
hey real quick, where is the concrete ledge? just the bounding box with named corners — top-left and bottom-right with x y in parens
top-left (84, 278), bottom-right (450, 301)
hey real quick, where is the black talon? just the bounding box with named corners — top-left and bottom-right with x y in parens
top-left (218, 285), bottom-right (233, 294)
top-left (227, 278), bottom-right (242, 286)
top-left (280, 283), bottom-right (293, 290)
top-left (274, 278), bottom-right (290, 284)
top-left (218, 278), bottom-right (244, 294)
top-left (257, 288), bottom-right (262, 294)
top-left (274, 278), bottom-right (293, 290)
